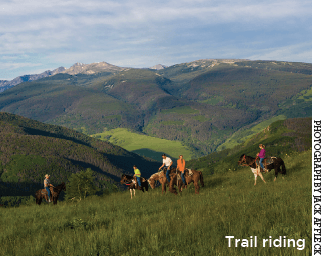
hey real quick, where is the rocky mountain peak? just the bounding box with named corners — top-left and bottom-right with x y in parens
top-left (149, 64), bottom-right (168, 70)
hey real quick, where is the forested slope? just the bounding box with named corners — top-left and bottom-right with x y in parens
top-left (0, 60), bottom-right (312, 157)
top-left (0, 112), bottom-right (159, 198)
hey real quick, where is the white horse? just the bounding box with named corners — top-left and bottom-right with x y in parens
top-left (238, 154), bottom-right (266, 186)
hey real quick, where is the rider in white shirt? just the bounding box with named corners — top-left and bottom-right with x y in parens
top-left (159, 154), bottom-right (173, 183)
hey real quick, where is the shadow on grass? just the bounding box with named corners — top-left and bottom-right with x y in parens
top-left (131, 148), bottom-right (177, 162)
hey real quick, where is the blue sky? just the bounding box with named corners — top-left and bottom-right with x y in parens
top-left (0, 0), bottom-right (312, 80)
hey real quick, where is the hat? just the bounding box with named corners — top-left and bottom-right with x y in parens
top-left (45, 174), bottom-right (50, 178)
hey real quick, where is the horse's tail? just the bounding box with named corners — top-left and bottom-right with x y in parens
top-left (280, 159), bottom-right (287, 175)
top-left (35, 190), bottom-right (41, 205)
top-left (200, 171), bottom-right (205, 187)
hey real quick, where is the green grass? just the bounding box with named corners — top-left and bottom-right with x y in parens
top-left (91, 128), bottom-right (193, 161)
top-left (0, 150), bottom-right (311, 255)
top-left (192, 115), bottom-right (209, 122)
top-left (296, 88), bottom-right (312, 101)
top-left (218, 115), bottom-right (287, 151)
top-left (198, 95), bottom-right (225, 105)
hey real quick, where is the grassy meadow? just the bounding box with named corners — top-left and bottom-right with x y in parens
top-left (91, 128), bottom-right (193, 161)
top-left (0, 150), bottom-right (311, 256)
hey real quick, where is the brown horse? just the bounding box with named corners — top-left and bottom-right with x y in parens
top-left (171, 169), bottom-right (205, 194)
top-left (35, 182), bottom-right (66, 205)
top-left (238, 154), bottom-right (286, 184)
top-left (148, 168), bottom-right (178, 195)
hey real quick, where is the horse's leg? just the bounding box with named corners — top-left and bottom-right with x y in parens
top-left (184, 177), bottom-right (188, 189)
top-left (170, 182), bottom-right (178, 195)
top-left (258, 172), bottom-right (266, 184)
top-left (36, 194), bottom-right (41, 205)
top-left (179, 181), bottom-right (183, 192)
top-left (194, 181), bottom-right (200, 194)
top-left (274, 168), bottom-right (279, 181)
top-left (161, 182), bottom-right (166, 194)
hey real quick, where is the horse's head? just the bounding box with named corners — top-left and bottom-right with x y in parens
top-left (62, 182), bottom-right (66, 191)
top-left (120, 174), bottom-right (127, 184)
top-left (238, 154), bottom-right (247, 166)
top-left (148, 177), bottom-right (155, 189)
top-left (120, 174), bottom-right (132, 185)
top-left (148, 171), bottom-right (160, 189)
top-left (238, 154), bottom-right (256, 168)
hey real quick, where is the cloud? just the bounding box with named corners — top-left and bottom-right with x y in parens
top-left (246, 43), bottom-right (312, 63)
top-left (0, 0), bottom-right (312, 80)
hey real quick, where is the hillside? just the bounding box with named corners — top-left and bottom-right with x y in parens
top-left (187, 117), bottom-right (311, 174)
top-left (0, 59), bottom-right (312, 157)
top-left (0, 112), bottom-right (159, 199)
top-left (0, 136), bottom-right (312, 255)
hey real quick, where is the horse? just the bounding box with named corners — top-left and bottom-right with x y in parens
top-left (148, 168), bottom-right (178, 195)
top-left (171, 169), bottom-right (205, 194)
top-left (238, 154), bottom-right (286, 184)
top-left (148, 171), bottom-right (162, 189)
top-left (120, 174), bottom-right (149, 193)
top-left (124, 179), bottom-right (137, 199)
top-left (35, 182), bottom-right (66, 205)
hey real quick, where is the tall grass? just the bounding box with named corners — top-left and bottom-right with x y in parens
top-left (0, 150), bottom-right (311, 255)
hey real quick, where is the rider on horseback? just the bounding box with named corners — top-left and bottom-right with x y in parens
top-left (177, 155), bottom-right (187, 186)
top-left (133, 165), bottom-right (142, 189)
top-left (256, 144), bottom-right (268, 172)
top-left (159, 154), bottom-right (173, 183)
top-left (44, 174), bottom-right (54, 202)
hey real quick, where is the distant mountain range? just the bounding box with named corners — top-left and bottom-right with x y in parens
top-left (0, 62), bottom-right (167, 93)
top-left (0, 67), bottom-right (66, 93)
top-left (0, 59), bottom-right (312, 157)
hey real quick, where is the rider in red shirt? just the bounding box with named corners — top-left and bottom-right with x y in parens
top-left (257, 144), bottom-right (266, 171)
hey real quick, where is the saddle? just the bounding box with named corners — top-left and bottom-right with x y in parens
top-left (41, 189), bottom-right (51, 201)
top-left (187, 169), bottom-right (194, 176)
top-left (256, 157), bottom-right (274, 166)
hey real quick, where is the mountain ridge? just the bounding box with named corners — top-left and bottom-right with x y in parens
top-left (0, 59), bottom-right (312, 157)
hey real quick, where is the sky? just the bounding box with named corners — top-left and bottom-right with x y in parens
top-left (0, 0), bottom-right (312, 80)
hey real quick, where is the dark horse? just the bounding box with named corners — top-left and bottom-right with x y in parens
top-left (35, 182), bottom-right (66, 205)
top-left (238, 154), bottom-right (286, 183)
top-left (120, 174), bottom-right (149, 193)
